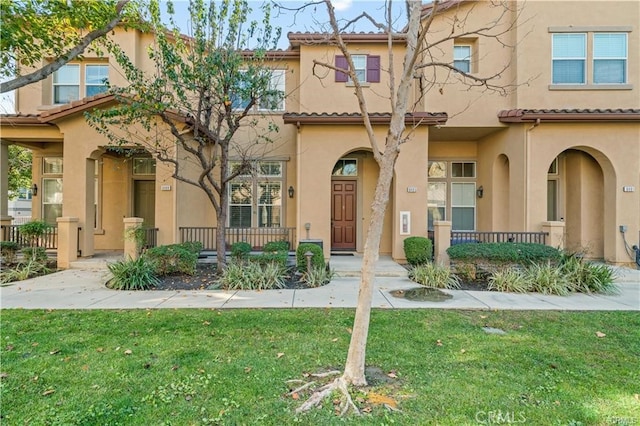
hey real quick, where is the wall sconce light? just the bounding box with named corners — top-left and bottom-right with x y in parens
top-left (476, 185), bottom-right (483, 198)
top-left (31, 183), bottom-right (38, 196)
top-left (288, 186), bottom-right (295, 198)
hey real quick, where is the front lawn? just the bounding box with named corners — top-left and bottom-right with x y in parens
top-left (1, 309), bottom-right (638, 425)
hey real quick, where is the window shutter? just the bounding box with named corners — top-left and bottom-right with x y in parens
top-left (335, 55), bottom-right (348, 82)
top-left (366, 55), bottom-right (380, 83)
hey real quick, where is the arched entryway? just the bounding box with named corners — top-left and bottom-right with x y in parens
top-left (545, 148), bottom-right (611, 260)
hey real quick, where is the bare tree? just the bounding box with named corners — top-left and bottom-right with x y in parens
top-left (293, 0), bottom-right (525, 414)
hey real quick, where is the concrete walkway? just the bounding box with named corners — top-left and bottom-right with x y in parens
top-left (1, 255), bottom-right (638, 311)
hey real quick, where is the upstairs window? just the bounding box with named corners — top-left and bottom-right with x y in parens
top-left (52, 64), bottom-right (109, 104)
top-left (53, 65), bottom-right (80, 104)
top-left (453, 45), bottom-right (472, 73)
top-left (552, 33), bottom-right (586, 84)
top-left (85, 65), bottom-right (109, 96)
top-left (593, 33), bottom-right (627, 84)
top-left (258, 70), bottom-right (286, 111)
top-left (335, 55), bottom-right (380, 83)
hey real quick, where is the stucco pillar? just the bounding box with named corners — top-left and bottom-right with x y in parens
top-left (62, 152), bottom-right (95, 257)
top-left (433, 220), bottom-right (451, 266)
top-left (0, 141), bottom-right (11, 222)
top-left (124, 217), bottom-right (144, 260)
top-left (392, 128), bottom-right (429, 260)
top-left (542, 221), bottom-right (565, 250)
top-left (56, 217), bottom-right (79, 269)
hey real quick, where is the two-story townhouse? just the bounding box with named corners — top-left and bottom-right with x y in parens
top-left (1, 0), bottom-right (638, 266)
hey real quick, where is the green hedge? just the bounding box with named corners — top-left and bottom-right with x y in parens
top-left (250, 251), bottom-right (288, 267)
top-left (263, 240), bottom-right (290, 253)
top-left (447, 242), bottom-right (561, 264)
top-left (231, 242), bottom-right (252, 260)
top-left (403, 236), bottom-right (433, 266)
top-left (296, 243), bottom-right (325, 272)
top-left (144, 242), bottom-right (202, 276)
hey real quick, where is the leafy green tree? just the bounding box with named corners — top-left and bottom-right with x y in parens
top-left (87, 0), bottom-right (282, 270)
top-left (0, 0), bottom-right (136, 93)
top-left (7, 145), bottom-right (32, 200)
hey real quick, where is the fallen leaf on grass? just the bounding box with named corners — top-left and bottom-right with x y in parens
top-left (346, 327), bottom-right (353, 334)
top-left (291, 392), bottom-right (299, 400)
top-left (277, 352), bottom-right (285, 359)
top-left (634, 394), bottom-right (639, 402)
top-left (203, 321), bottom-right (211, 326)
top-left (331, 338), bottom-right (338, 342)
top-left (0, 372), bottom-right (8, 379)
top-left (244, 367), bottom-right (252, 373)
top-left (96, 347), bottom-right (104, 353)
top-left (5, 345), bottom-right (14, 351)
top-left (362, 406), bottom-right (373, 413)
top-left (387, 371), bottom-right (397, 379)
top-left (460, 349), bottom-right (466, 354)
top-left (124, 349), bottom-right (133, 355)
top-left (32, 342), bottom-right (39, 347)
top-left (171, 365), bottom-right (180, 371)
top-left (367, 392), bottom-right (398, 409)
top-left (42, 389), bottom-right (55, 396)
top-left (595, 331), bottom-right (606, 338)
top-left (49, 349), bottom-right (60, 355)
top-left (436, 339), bottom-right (443, 346)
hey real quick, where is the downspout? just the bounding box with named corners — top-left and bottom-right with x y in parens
top-left (295, 121), bottom-right (301, 246)
top-left (524, 118), bottom-right (541, 230)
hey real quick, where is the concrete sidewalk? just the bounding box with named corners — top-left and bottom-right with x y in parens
top-left (1, 261), bottom-right (638, 311)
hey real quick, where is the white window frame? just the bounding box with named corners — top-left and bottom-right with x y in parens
top-left (593, 33), bottom-right (627, 84)
top-left (350, 55), bottom-right (367, 83)
top-left (42, 157), bottom-right (64, 225)
top-left (85, 64), bottom-right (109, 97)
top-left (427, 160), bottom-right (477, 231)
top-left (453, 45), bottom-right (472, 73)
top-left (228, 161), bottom-right (284, 228)
top-left (53, 64), bottom-right (80, 104)
top-left (552, 33), bottom-right (586, 85)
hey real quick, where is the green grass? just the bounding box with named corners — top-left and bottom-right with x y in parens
top-left (1, 309), bottom-right (638, 425)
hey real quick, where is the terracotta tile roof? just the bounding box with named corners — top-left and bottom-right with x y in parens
top-left (39, 93), bottom-right (116, 122)
top-left (0, 113), bottom-right (43, 125)
top-left (283, 111), bottom-right (447, 125)
top-left (288, 32), bottom-right (406, 47)
top-left (498, 108), bottom-right (640, 123)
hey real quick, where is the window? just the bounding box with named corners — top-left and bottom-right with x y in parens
top-left (133, 158), bottom-right (156, 175)
top-left (42, 157), bottom-right (63, 225)
top-left (85, 65), bottom-right (109, 96)
top-left (332, 159), bottom-right (358, 176)
top-left (593, 33), bottom-right (627, 84)
top-left (228, 161), bottom-right (283, 228)
top-left (427, 161), bottom-right (477, 231)
top-left (335, 55), bottom-right (380, 83)
top-left (53, 65), bottom-right (80, 104)
top-left (552, 33), bottom-right (586, 84)
top-left (52, 63), bottom-right (109, 103)
top-left (258, 70), bottom-right (285, 111)
top-left (551, 32), bottom-right (628, 86)
top-left (454, 45), bottom-right (471, 73)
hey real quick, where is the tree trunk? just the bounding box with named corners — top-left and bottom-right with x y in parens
top-left (342, 148), bottom-right (398, 386)
top-left (216, 186), bottom-right (228, 271)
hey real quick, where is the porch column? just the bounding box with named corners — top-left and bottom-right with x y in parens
top-left (0, 141), bottom-right (12, 228)
top-left (542, 221), bottom-right (565, 250)
top-left (62, 155), bottom-right (95, 257)
top-left (433, 220), bottom-right (452, 266)
top-left (124, 217), bottom-right (144, 260)
top-left (56, 217), bottom-right (79, 269)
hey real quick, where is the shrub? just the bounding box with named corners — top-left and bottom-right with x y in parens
top-left (107, 256), bottom-right (159, 290)
top-left (22, 247), bottom-right (48, 263)
top-left (296, 243), bottom-right (325, 272)
top-left (452, 262), bottom-right (476, 281)
top-left (408, 262), bottom-right (461, 289)
top-left (488, 268), bottom-right (530, 293)
top-left (561, 253), bottom-right (618, 294)
top-left (1, 241), bottom-right (19, 264)
top-left (403, 236), bottom-right (433, 266)
top-left (0, 259), bottom-right (51, 284)
top-left (524, 262), bottom-right (571, 295)
top-left (263, 240), bottom-right (290, 253)
top-left (447, 242), bottom-right (561, 264)
top-left (20, 220), bottom-right (51, 247)
top-left (250, 251), bottom-right (288, 267)
top-left (218, 260), bottom-right (286, 290)
top-left (144, 242), bottom-right (200, 276)
top-left (301, 265), bottom-right (335, 288)
top-left (231, 242), bottom-right (252, 260)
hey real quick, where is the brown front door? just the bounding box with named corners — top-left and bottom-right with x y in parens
top-left (331, 180), bottom-right (356, 250)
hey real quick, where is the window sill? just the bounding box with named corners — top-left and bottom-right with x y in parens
top-left (345, 82), bottom-right (371, 88)
top-left (94, 229), bottom-right (105, 235)
top-left (548, 84), bottom-right (632, 91)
